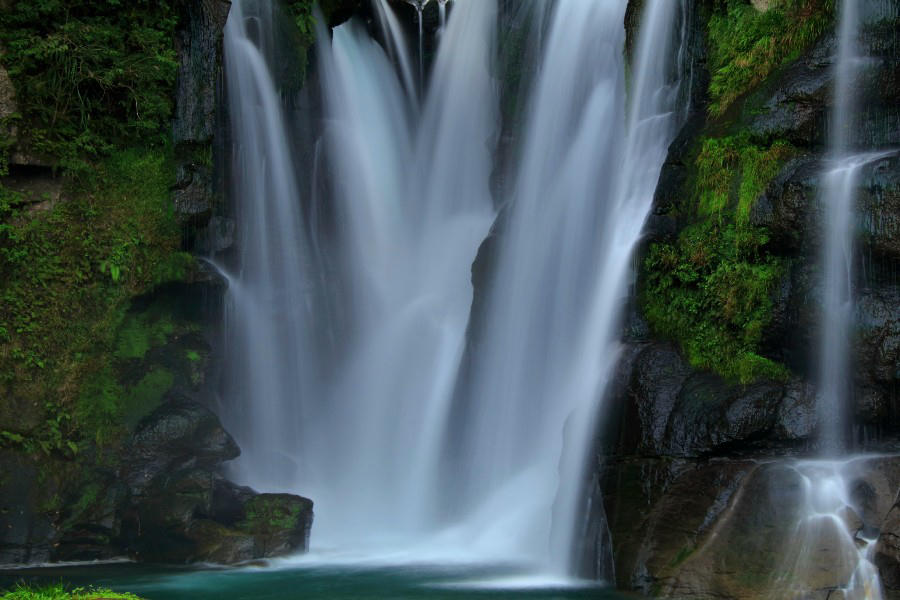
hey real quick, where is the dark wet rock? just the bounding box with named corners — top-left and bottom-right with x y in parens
top-left (121, 395), bottom-right (240, 495)
top-left (573, 468), bottom-right (615, 581)
top-left (237, 493), bottom-right (314, 556)
top-left (876, 501), bottom-right (900, 593)
top-left (607, 342), bottom-right (816, 459)
top-left (0, 452), bottom-right (56, 564)
top-left (746, 34), bottom-right (835, 148)
top-left (196, 216), bottom-right (236, 254)
top-left (210, 477), bottom-right (257, 526)
top-left (750, 156), bottom-right (822, 252)
top-left (599, 455), bottom-right (900, 599)
top-left (131, 488), bottom-right (313, 564)
top-left (857, 154), bottom-right (900, 261)
top-left (855, 286), bottom-right (900, 388)
top-left (173, 158), bottom-right (216, 226)
top-left (172, 0), bottom-right (230, 228)
top-left (173, 0), bottom-right (230, 146)
top-left (746, 14), bottom-right (900, 151)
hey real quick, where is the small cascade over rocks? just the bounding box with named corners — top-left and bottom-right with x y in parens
top-left (791, 0), bottom-right (896, 596)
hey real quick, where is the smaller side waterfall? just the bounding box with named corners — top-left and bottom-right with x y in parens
top-left (817, 0), bottom-right (861, 454)
top-left (776, 460), bottom-right (885, 600)
top-left (800, 0), bottom-right (887, 597)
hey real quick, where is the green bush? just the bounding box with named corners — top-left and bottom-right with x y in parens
top-left (1, 583), bottom-right (143, 600)
top-left (695, 133), bottom-right (795, 222)
top-left (0, 0), bottom-right (178, 170)
top-left (642, 131), bottom-right (797, 384)
top-left (706, 0), bottom-right (834, 117)
top-left (643, 221), bottom-right (788, 384)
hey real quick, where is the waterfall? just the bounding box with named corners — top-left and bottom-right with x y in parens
top-left (817, 0), bottom-right (862, 454)
top-left (219, 0), bottom-right (322, 487)
top-left (792, 1), bottom-right (886, 597)
top-left (306, 0), bottom-right (497, 547)
top-left (452, 0), bottom-right (689, 571)
top-left (219, 0), bottom-right (688, 575)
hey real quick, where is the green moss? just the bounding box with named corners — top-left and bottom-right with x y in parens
top-left (122, 368), bottom-right (174, 426)
top-left (239, 495), bottom-right (308, 534)
top-left (706, 0), bottom-right (834, 117)
top-left (737, 140), bottom-right (794, 224)
top-left (0, 583), bottom-right (144, 600)
top-left (643, 221), bottom-right (788, 384)
top-left (115, 313), bottom-right (175, 360)
top-left (0, 147), bottom-right (189, 453)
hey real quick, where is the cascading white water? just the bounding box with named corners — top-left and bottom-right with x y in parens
top-left (220, 0), bottom-right (688, 575)
top-left (220, 0), bottom-right (322, 487)
top-left (777, 459), bottom-right (884, 600)
top-left (792, 1), bottom-right (886, 597)
top-left (302, 0), bottom-right (497, 547)
top-left (453, 0), bottom-right (689, 570)
top-left (817, 0), bottom-right (862, 454)
top-left (371, 0), bottom-right (418, 105)
top-left (404, 0), bottom-right (431, 91)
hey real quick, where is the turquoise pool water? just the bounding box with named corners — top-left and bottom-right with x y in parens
top-left (0, 561), bottom-right (641, 599)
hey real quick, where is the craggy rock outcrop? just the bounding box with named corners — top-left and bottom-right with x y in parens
top-left (596, 380), bottom-right (900, 600)
top-left (120, 398), bottom-right (312, 563)
top-left (0, 396), bottom-right (314, 566)
top-left (172, 0), bottom-right (231, 235)
top-left (601, 342), bottom-right (817, 460)
top-left (876, 500), bottom-right (900, 593)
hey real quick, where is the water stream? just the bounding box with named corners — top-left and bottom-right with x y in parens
top-left (795, 1), bottom-right (886, 597)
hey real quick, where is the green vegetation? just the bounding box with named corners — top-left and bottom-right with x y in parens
top-left (642, 133), bottom-right (795, 384)
top-left (0, 0), bottom-right (178, 171)
top-left (0, 149), bottom-right (190, 454)
top-left (695, 133), bottom-right (796, 222)
top-left (706, 0), bottom-right (834, 117)
top-left (240, 495), bottom-right (307, 533)
top-left (1, 583), bottom-right (143, 600)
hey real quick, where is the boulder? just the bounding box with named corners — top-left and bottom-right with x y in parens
top-left (121, 395), bottom-right (240, 495)
top-left (237, 493), bottom-right (314, 556)
top-left (0, 452), bottom-right (56, 564)
top-left (600, 455), bottom-right (900, 599)
top-left (607, 342), bottom-right (816, 459)
top-left (875, 501), bottom-right (900, 593)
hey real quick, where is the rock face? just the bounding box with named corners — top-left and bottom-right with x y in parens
top-left (589, 3), bottom-right (900, 598)
top-left (0, 396), bottom-right (314, 566)
top-left (172, 0), bottom-right (231, 237)
top-left (595, 356), bottom-right (900, 598)
top-left (120, 398), bottom-right (314, 563)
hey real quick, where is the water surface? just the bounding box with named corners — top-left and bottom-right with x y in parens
top-left (0, 561), bottom-right (642, 600)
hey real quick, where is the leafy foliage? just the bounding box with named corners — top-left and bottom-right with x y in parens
top-left (695, 133), bottom-right (796, 222)
top-left (642, 132), bottom-right (796, 384)
top-left (0, 0), bottom-right (178, 170)
top-left (1, 583), bottom-right (143, 600)
top-left (706, 0), bottom-right (834, 117)
top-left (643, 222), bottom-right (787, 384)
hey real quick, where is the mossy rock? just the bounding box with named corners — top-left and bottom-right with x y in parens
top-left (237, 493), bottom-right (314, 556)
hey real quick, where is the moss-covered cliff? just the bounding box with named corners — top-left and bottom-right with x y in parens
top-left (596, 0), bottom-right (900, 597)
top-left (0, 0), bottom-right (342, 566)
